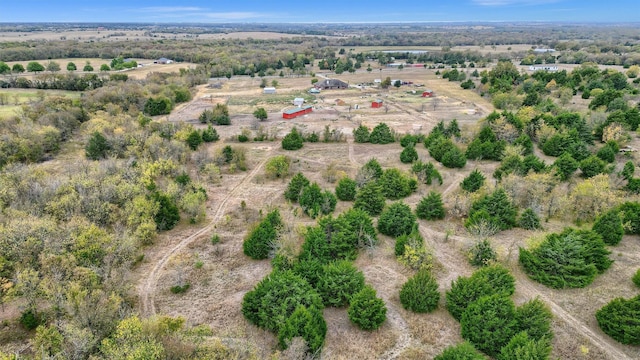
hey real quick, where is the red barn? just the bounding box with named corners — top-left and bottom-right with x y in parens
top-left (372, 99), bottom-right (383, 108)
top-left (283, 106), bottom-right (313, 119)
top-left (422, 90), bottom-right (434, 97)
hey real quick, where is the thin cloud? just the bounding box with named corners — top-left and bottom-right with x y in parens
top-left (203, 12), bottom-right (265, 20)
top-left (138, 6), bottom-right (205, 13)
top-left (472, 0), bottom-right (562, 5)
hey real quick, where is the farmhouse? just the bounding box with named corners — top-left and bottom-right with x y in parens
top-left (422, 90), bottom-right (434, 97)
top-left (283, 106), bottom-right (313, 119)
top-left (263, 87), bottom-right (276, 94)
top-left (154, 57), bottom-right (173, 64)
top-left (315, 78), bottom-right (348, 90)
top-left (372, 99), bottom-right (384, 108)
top-left (293, 97), bottom-right (305, 106)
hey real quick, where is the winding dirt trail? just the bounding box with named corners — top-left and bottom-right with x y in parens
top-left (139, 153), bottom-right (272, 317)
top-left (419, 223), bottom-right (632, 360)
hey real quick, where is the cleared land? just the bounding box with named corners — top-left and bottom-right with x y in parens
top-left (136, 68), bottom-right (640, 359)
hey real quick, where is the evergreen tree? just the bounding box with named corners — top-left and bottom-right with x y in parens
top-left (354, 182), bottom-right (385, 216)
top-left (353, 125), bottom-right (370, 143)
top-left (460, 294), bottom-right (518, 357)
top-left (153, 192), bottom-right (180, 231)
top-left (400, 144), bottom-right (419, 163)
top-left (461, 169), bottom-right (485, 193)
top-left (596, 295), bottom-right (640, 345)
top-left (497, 331), bottom-right (552, 360)
top-left (85, 131), bottom-right (110, 160)
top-left (369, 123), bottom-right (395, 144)
top-left (399, 269), bottom-right (440, 313)
top-left (592, 209), bottom-right (624, 245)
top-left (277, 305), bottom-right (327, 354)
top-left (416, 191), bottom-right (445, 220)
top-left (317, 261), bottom-right (365, 307)
top-left (185, 130), bottom-right (203, 150)
top-left (519, 208), bottom-right (542, 230)
top-left (378, 168), bottom-right (413, 199)
top-left (201, 125), bottom-right (219, 142)
top-left (377, 202), bottom-right (417, 237)
top-left (553, 152), bottom-right (579, 181)
top-left (282, 127), bottom-right (304, 150)
top-left (434, 342), bottom-right (485, 360)
top-left (284, 173), bottom-right (310, 203)
top-left (335, 177), bottom-right (357, 201)
top-left (348, 285), bottom-right (387, 330)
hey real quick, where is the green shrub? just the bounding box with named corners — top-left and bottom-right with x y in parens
top-left (579, 155), bottom-right (607, 178)
top-left (519, 208), bottom-right (542, 230)
top-left (468, 239), bottom-right (497, 267)
top-left (299, 212), bottom-right (370, 264)
top-left (399, 269), bottom-right (440, 313)
top-left (596, 295), bottom-right (640, 345)
top-left (553, 152), bottom-right (579, 181)
top-left (299, 183), bottom-right (336, 218)
top-left (185, 130), bottom-right (203, 150)
top-left (618, 202), bottom-right (640, 234)
top-left (20, 309), bottom-right (42, 330)
top-left (282, 127), bottom-right (304, 150)
top-left (378, 168), bottom-right (414, 200)
top-left (153, 192), bottom-right (180, 231)
top-left (446, 265), bottom-right (515, 321)
top-left (460, 294), bottom-right (518, 357)
top-left (354, 182), bottom-right (385, 216)
top-left (317, 261), bottom-right (365, 307)
top-left (335, 177), bottom-right (357, 201)
top-left (597, 144), bottom-right (616, 163)
top-left (497, 331), bottom-right (552, 360)
top-left (378, 202), bottom-right (417, 238)
top-left (519, 228), bottom-right (612, 289)
top-left (592, 209), bottom-right (624, 245)
top-left (353, 125), bottom-right (370, 143)
top-left (369, 123), bottom-right (394, 144)
top-left (170, 284), bottom-right (190, 294)
top-left (277, 305), bottom-right (327, 354)
top-left (85, 131), bottom-right (110, 160)
top-left (348, 285), bottom-right (387, 330)
top-left (400, 145), bottom-right (419, 163)
top-left (284, 173), bottom-right (310, 203)
top-left (460, 169), bottom-right (485, 193)
top-left (339, 207), bottom-right (378, 247)
top-left (466, 188), bottom-right (517, 232)
top-left (395, 226), bottom-right (423, 257)
top-left (242, 270), bottom-right (323, 333)
top-left (144, 96), bottom-right (172, 116)
top-left (434, 342), bottom-right (485, 360)
top-left (515, 298), bottom-right (553, 342)
top-left (633, 269), bottom-right (640, 288)
top-left (441, 146), bottom-right (467, 168)
top-left (243, 209), bottom-right (282, 260)
top-left (416, 191), bottom-right (445, 220)
top-left (400, 134), bottom-right (422, 147)
top-left (412, 160), bottom-right (443, 185)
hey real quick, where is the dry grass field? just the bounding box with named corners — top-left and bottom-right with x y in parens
top-left (132, 68), bottom-right (640, 359)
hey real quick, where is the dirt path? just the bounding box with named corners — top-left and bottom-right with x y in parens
top-left (379, 304), bottom-right (412, 360)
top-left (512, 267), bottom-right (632, 360)
top-left (139, 153), bottom-right (272, 317)
top-left (419, 222), bottom-right (632, 360)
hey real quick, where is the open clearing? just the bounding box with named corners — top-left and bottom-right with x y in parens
top-left (129, 67), bottom-right (640, 359)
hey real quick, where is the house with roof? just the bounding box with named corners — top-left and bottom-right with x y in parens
top-left (314, 78), bottom-right (348, 90)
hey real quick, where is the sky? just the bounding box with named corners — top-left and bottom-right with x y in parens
top-left (1, 0), bottom-right (638, 23)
